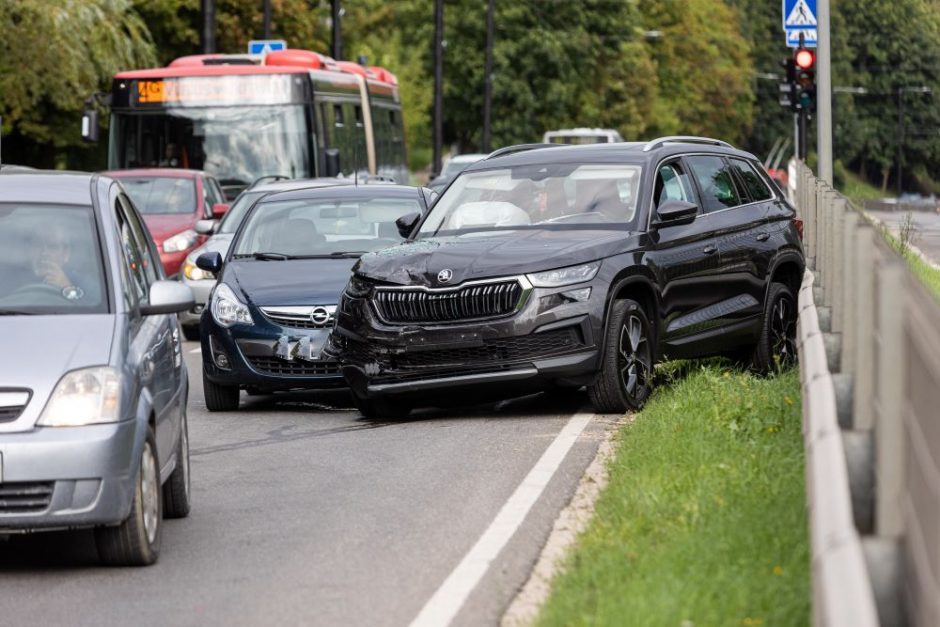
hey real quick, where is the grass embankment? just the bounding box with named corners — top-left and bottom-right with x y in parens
top-left (878, 229), bottom-right (940, 302)
top-left (538, 364), bottom-right (809, 627)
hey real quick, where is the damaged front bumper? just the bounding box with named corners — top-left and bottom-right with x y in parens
top-left (330, 278), bottom-right (606, 401)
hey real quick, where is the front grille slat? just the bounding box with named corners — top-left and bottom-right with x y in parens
top-left (246, 357), bottom-right (341, 377)
top-left (0, 482), bottom-right (54, 514)
top-left (373, 280), bottom-right (523, 324)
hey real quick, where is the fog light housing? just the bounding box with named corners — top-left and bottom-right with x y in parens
top-left (209, 335), bottom-right (231, 370)
top-left (561, 287), bottom-right (592, 302)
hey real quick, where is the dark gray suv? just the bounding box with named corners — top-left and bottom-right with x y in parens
top-left (329, 137), bottom-right (805, 419)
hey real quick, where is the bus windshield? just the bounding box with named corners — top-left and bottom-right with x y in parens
top-left (109, 105), bottom-right (310, 196)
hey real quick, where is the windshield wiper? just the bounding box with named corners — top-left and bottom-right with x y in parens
top-left (0, 309), bottom-right (36, 315)
top-left (250, 252), bottom-right (292, 260)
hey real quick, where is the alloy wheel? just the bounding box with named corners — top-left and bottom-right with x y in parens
top-left (618, 313), bottom-right (652, 401)
top-left (140, 442), bottom-right (160, 545)
top-left (770, 294), bottom-right (797, 365)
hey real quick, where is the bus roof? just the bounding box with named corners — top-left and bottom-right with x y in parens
top-left (115, 65), bottom-right (306, 80)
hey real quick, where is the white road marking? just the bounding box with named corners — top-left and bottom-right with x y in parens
top-left (409, 411), bottom-right (594, 627)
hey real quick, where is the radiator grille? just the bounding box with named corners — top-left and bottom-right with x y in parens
top-left (373, 280), bottom-right (523, 324)
top-left (0, 482), bottom-right (54, 514)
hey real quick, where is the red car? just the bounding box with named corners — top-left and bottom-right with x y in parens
top-left (105, 169), bottom-right (229, 277)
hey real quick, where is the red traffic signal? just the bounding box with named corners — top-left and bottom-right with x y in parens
top-left (795, 48), bottom-right (815, 70)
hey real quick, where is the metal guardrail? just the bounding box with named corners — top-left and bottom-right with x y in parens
top-left (793, 161), bottom-right (940, 626)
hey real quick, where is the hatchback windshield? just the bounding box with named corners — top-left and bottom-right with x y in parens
top-left (418, 163), bottom-right (643, 237)
top-left (121, 177), bottom-right (197, 214)
top-left (0, 204), bottom-right (109, 314)
top-left (232, 195), bottom-right (420, 258)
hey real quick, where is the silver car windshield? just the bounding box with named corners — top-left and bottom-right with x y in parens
top-left (231, 196), bottom-right (419, 258)
top-left (0, 204), bottom-right (108, 314)
top-left (218, 191), bottom-right (265, 234)
top-left (417, 163), bottom-right (642, 237)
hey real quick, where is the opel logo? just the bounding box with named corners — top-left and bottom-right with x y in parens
top-left (310, 306), bottom-right (331, 325)
top-left (437, 269), bottom-right (453, 283)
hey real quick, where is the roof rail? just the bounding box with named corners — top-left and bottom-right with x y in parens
top-left (485, 143), bottom-right (562, 160)
top-left (642, 136), bottom-right (734, 152)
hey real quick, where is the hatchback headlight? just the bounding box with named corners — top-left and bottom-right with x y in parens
top-left (211, 283), bottom-right (253, 327)
top-left (163, 229), bottom-right (199, 253)
top-left (183, 259), bottom-right (215, 281)
top-left (38, 367), bottom-right (121, 427)
top-left (527, 261), bottom-right (600, 287)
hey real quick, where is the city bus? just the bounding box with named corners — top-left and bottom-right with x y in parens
top-left (88, 49), bottom-right (407, 198)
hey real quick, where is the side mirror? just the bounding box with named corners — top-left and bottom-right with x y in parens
top-left (195, 219), bottom-right (217, 236)
top-left (196, 251), bottom-right (224, 274)
top-left (324, 148), bottom-right (341, 177)
top-left (81, 109), bottom-right (99, 143)
top-left (212, 202), bottom-right (230, 218)
top-left (140, 280), bottom-right (194, 316)
top-left (395, 212), bottom-right (421, 239)
top-left (653, 200), bottom-right (698, 227)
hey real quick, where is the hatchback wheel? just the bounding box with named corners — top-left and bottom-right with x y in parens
top-left (96, 428), bottom-right (161, 566)
top-left (352, 393), bottom-right (411, 420)
top-left (752, 282), bottom-right (797, 373)
top-left (588, 299), bottom-right (653, 413)
top-left (163, 411), bottom-right (191, 519)
top-left (203, 370), bottom-right (240, 411)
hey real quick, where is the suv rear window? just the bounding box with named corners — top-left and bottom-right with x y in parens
top-left (730, 158), bottom-right (773, 202)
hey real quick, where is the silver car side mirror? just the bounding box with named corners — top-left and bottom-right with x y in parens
top-left (141, 281), bottom-right (195, 316)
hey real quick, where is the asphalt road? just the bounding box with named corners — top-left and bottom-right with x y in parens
top-left (868, 208), bottom-right (940, 265)
top-left (0, 343), bottom-right (612, 627)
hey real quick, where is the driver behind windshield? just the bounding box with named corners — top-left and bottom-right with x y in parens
top-left (29, 223), bottom-right (81, 298)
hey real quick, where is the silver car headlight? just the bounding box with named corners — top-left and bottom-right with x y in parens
top-left (527, 261), bottom-right (600, 288)
top-left (183, 259), bottom-right (215, 281)
top-left (163, 229), bottom-right (199, 253)
top-left (38, 366), bottom-right (121, 427)
top-left (211, 283), bottom-right (254, 327)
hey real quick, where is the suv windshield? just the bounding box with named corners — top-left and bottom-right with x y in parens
top-left (0, 204), bottom-right (109, 314)
top-left (232, 195), bottom-right (419, 258)
top-left (121, 177), bottom-right (197, 214)
top-left (418, 163), bottom-right (642, 237)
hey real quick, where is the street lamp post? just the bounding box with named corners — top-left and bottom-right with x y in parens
top-left (896, 86), bottom-right (932, 197)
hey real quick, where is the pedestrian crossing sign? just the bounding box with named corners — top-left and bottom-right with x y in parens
top-left (782, 0), bottom-right (818, 48)
top-left (248, 40), bottom-right (287, 55)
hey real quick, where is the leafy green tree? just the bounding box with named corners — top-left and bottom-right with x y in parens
top-left (0, 0), bottom-right (155, 167)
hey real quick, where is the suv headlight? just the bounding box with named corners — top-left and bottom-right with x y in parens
top-left (527, 261), bottom-right (600, 287)
top-left (38, 367), bottom-right (121, 427)
top-left (163, 229), bottom-right (198, 253)
top-left (345, 274), bottom-right (374, 298)
top-left (183, 259), bottom-right (215, 281)
top-left (211, 283), bottom-right (254, 327)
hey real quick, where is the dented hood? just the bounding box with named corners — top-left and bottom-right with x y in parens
top-left (354, 228), bottom-right (635, 286)
top-left (226, 258), bottom-right (357, 306)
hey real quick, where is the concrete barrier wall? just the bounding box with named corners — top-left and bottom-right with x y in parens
top-left (794, 161), bottom-right (940, 627)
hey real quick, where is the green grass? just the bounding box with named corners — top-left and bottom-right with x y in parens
top-left (881, 229), bottom-right (940, 301)
top-left (537, 363), bottom-right (809, 627)
top-left (836, 165), bottom-right (887, 205)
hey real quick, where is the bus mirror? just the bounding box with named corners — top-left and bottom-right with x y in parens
top-left (325, 148), bottom-right (341, 177)
top-left (81, 109), bottom-right (99, 143)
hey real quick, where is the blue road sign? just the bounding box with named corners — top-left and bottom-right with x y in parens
top-left (782, 0), bottom-right (818, 47)
top-left (248, 39), bottom-right (287, 55)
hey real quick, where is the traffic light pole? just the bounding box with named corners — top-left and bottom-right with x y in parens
top-left (432, 0), bottom-right (444, 177)
top-left (798, 110), bottom-right (808, 160)
top-left (816, 0), bottom-right (833, 183)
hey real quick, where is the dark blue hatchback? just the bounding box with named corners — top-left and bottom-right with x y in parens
top-left (196, 184), bottom-right (431, 410)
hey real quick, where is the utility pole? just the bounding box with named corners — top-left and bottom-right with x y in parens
top-left (201, 0), bottom-right (216, 54)
top-left (263, 0), bottom-right (271, 39)
top-left (331, 0), bottom-right (343, 60)
top-left (816, 0), bottom-right (832, 183)
top-left (482, 0), bottom-right (495, 153)
top-left (432, 0), bottom-right (444, 177)
top-left (897, 88), bottom-right (905, 198)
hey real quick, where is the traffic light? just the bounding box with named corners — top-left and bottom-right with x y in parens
top-left (779, 57), bottom-right (797, 110)
top-left (794, 47), bottom-right (816, 111)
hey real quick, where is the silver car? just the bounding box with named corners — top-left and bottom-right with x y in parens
top-left (0, 171), bottom-right (194, 566)
top-left (179, 177), bottom-right (354, 339)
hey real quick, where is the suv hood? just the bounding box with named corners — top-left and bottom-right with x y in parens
top-left (354, 229), bottom-right (636, 287)
top-left (0, 314), bottom-right (115, 407)
top-left (227, 258), bottom-right (357, 306)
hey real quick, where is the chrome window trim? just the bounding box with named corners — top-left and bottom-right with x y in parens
top-left (371, 275), bottom-right (533, 325)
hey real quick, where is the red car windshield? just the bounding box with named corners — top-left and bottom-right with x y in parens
top-left (120, 177), bottom-right (197, 215)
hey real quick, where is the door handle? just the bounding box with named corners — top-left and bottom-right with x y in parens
top-left (703, 244), bottom-right (718, 255)
top-left (756, 232), bottom-right (770, 242)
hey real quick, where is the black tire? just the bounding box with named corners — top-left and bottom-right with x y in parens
top-left (588, 299), bottom-right (654, 413)
top-left (95, 428), bottom-right (162, 566)
top-left (203, 370), bottom-right (239, 411)
top-left (182, 325), bottom-right (200, 342)
top-left (352, 393), bottom-right (411, 420)
top-left (162, 411), bottom-right (191, 519)
top-left (752, 282), bottom-right (798, 373)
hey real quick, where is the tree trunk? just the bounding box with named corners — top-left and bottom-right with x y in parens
top-left (881, 167), bottom-right (890, 193)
